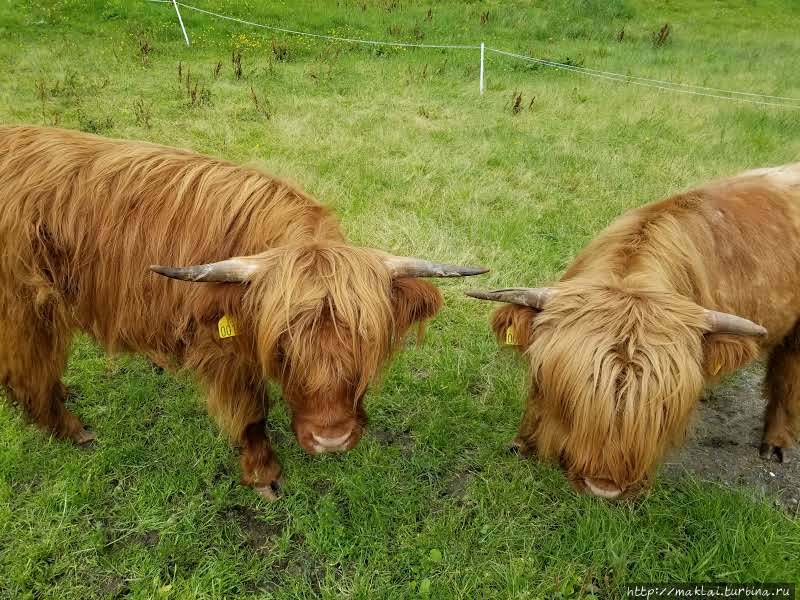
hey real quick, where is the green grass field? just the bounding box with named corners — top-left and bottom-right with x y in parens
top-left (2, 1), bottom-right (800, 598)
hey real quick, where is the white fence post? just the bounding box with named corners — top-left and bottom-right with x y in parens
top-left (172, 0), bottom-right (191, 46)
top-left (479, 42), bottom-right (485, 95)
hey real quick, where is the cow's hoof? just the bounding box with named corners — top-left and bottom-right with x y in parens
top-left (759, 442), bottom-right (792, 464)
top-left (254, 477), bottom-right (283, 501)
top-left (508, 440), bottom-right (523, 455)
top-left (73, 427), bottom-right (96, 446)
top-left (508, 437), bottom-right (536, 457)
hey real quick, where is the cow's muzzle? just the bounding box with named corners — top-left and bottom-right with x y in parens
top-left (583, 477), bottom-right (623, 499)
top-left (311, 431), bottom-right (353, 454)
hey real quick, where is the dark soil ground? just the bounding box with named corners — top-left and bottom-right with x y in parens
top-left (663, 364), bottom-right (800, 513)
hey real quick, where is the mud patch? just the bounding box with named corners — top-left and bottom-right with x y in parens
top-left (371, 426), bottom-right (415, 453)
top-left (444, 471), bottom-right (474, 500)
top-left (663, 364), bottom-right (800, 510)
top-left (224, 505), bottom-right (285, 549)
top-left (311, 478), bottom-right (334, 496)
top-left (130, 529), bottom-right (160, 547)
top-left (98, 574), bottom-right (128, 598)
top-left (245, 551), bottom-right (326, 595)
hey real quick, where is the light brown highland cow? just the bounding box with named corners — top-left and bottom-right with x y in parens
top-left (469, 164), bottom-right (800, 499)
top-left (0, 125), bottom-right (486, 498)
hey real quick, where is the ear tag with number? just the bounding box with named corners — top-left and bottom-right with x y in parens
top-left (505, 326), bottom-right (518, 346)
top-left (218, 314), bottom-right (238, 339)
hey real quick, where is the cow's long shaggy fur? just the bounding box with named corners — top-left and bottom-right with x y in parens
top-left (493, 165), bottom-right (800, 492)
top-left (0, 126), bottom-right (441, 474)
top-left (244, 245), bottom-right (408, 413)
top-left (520, 284), bottom-right (711, 489)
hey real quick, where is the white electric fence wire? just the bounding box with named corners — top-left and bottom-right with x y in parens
top-left (162, 1), bottom-right (479, 49)
top-left (487, 48), bottom-right (800, 109)
top-left (489, 48), bottom-right (799, 102)
top-left (146, 0), bottom-right (800, 109)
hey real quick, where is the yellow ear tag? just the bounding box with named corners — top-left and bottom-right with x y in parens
top-left (218, 314), bottom-right (237, 339)
top-left (505, 326), bottom-right (518, 346)
top-left (711, 362), bottom-right (721, 376)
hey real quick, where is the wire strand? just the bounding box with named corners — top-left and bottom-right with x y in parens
top-left (487, 48), bottom-right (800, 109)
top-left (491, 49), bottom-right (799, 102)
top-left (172, 2), bottom-right (479, 50)
top-left (145, 0), bottom-right (800, 108)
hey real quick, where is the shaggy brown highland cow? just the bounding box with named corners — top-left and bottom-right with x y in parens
top-left (468, 164), bottom-right (800, 499)
top-left (0, 125), bottom-right (486, 498)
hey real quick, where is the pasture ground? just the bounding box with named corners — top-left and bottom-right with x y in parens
top-left (1, 1), bottom-right (800, 598)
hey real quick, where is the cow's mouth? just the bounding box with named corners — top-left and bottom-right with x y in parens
top-left (311, 430), bottom-right (353, 454)
top-left (582, 477), bottom-right (623, 499)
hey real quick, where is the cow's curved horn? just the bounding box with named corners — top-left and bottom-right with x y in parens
top-left (383, 255), bottom-right (488, 278)
top-left (465, 287), bottom-right (554, 310)
top-left (703, 309), bottom-right (767, 337)
top-left (150, 257), bottom-right (264, 283)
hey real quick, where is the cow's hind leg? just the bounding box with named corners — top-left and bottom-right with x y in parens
top-left (204, 367), bottom-right (282, 500)
top-left (0, 317), bottom-right (92, 444)
top-left (762, 339), bottom-right (800, 463)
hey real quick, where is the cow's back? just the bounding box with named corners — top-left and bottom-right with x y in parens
top-left (0, 125), bottom-right (343, 354)
top-left (563, 163), bottom-right (800, 345)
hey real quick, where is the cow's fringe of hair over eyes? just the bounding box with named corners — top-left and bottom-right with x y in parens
top-left (526, 281), bottom-right (710, 489)
top-left (244, 243), bottom-right (398, 400)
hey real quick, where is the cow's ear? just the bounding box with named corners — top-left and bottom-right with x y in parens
top-left (701, 334), bottom-right (761, 379)
top-left (490, 304), bottom-right (538, 351)
top-left (391, 278), bottom-right (443, 336)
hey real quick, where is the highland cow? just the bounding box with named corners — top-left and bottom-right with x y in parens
top-left (468, 164), bottom-right (800, 499)
top-left (0, 126), bottom-right (486, 498)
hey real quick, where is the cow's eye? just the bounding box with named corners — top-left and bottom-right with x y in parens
top-left (274, 346), bottom-right (286, 368)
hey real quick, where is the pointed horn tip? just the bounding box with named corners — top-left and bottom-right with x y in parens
top-left (460, 265), bottom-right (490, 276)
top-left (705, 309), bottom-right (769, 337)
top-left (717, 323), bottom-right (768, 337)
top-left (150, 264), bottom-right (198, 281)
top-left (415, 263), bottom-right (489, 277)
top-left (465, 289), bottom-right (495, 300)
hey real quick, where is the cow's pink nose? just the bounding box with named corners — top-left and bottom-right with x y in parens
top-left (311, 430), bottom-right (353, 454)
top-left (583, 477), bottom-right (623, 499)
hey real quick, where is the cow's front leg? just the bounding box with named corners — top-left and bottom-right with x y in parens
top-left (762, 343), bottom-right (800, 463)
top-left (205, 376), bottom-right (283, 499)
top-left (239, 418), bottom-right (283, 499)
top-left (511, 399), bottom-right (539, 457)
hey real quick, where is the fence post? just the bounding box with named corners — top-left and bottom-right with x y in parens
top-left (479, 42), bottom-right (485, 95)
top-left (172, 0), bottom-right (191, 46)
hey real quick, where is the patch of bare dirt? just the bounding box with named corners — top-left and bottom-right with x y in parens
top-left (98, 575), bottom-right (128, 598)
top-left (224, 505), bottom-right (285, 550)
top-left (245, 550), bottom-right (326, 595)
top-left (371, 426), bottom-right (415, 454)
top-left (663, 364), bottom-right (799, 511)
top-left (444, 471), bottom-right (474, 500)
top-left (130, 529), bottom-right (160, 547)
